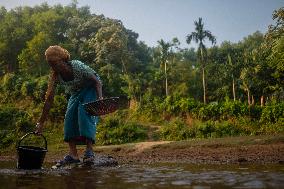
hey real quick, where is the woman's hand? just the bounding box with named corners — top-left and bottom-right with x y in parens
top-left (35, 122), bottom-right (44, 135)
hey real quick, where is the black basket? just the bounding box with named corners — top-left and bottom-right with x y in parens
top-left (16, 132), bottom-right (48, 170)
top-left (83, 96), bottom-right (129, 116)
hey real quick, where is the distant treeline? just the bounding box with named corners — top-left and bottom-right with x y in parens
top-left (0, 3), bottom-right (283, 146)
top-left (0, 3), bottom-right (283, 104)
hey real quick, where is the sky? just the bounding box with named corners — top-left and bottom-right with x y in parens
top-left (0, 0), bottom-right (283, 48)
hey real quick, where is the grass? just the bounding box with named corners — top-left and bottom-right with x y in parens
top-left (153, 134), bottom-right (284, 150)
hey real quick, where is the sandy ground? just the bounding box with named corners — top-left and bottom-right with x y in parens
top-left (1, 135), bottom-right (284, 165)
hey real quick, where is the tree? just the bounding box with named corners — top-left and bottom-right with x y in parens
top-left (0, 7), bottom-right (33, 73)
top-left (220, 41), bottom-right (239, 101)
top-left (265, 7), bottom-right (284, 100)
top-left (157, 39), bottom-right (173, 96)
top-left (18, 32), bottom-right (52, 76)
top-left (238, 31), bottom-right (265, 105)
top-left (186, 17), bottom-right (216, 104)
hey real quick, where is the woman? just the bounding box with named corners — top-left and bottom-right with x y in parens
top-left (35, 45), bottom-right (103, 166)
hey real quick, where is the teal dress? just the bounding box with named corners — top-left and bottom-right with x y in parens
top-left (58, 60), bottom-right (101, 144)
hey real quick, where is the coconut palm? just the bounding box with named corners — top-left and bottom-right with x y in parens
top-left (186, 17), bottom-right (216, 104)
top-left (157, 39), bottom-right (172, 96)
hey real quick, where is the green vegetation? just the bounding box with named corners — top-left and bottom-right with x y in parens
top-left (0, 3), bottom-right (283, 148)
top-left (96, 116), bottom-right (148, 145)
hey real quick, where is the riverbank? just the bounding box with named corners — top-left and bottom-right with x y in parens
top-left (1, 135), bottom-right (284, 165)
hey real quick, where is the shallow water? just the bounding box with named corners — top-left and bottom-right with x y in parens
top-left (0, 161), bottom-right (284, 189)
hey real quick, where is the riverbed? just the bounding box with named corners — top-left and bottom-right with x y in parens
top-left (0, 161), bottom-right (283, 189)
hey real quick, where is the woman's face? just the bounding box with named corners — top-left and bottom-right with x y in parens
top-left (47, 59), bottom-right (65, 72)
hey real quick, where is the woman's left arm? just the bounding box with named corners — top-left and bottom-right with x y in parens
top-left (90, 75), bottom-right (103, 99)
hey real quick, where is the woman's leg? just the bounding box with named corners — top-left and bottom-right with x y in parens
top-left (55, 140), bottom-right (80, 167)
top-left (83, 139), bottom-right (94, 163)
top-left (86, 139), bottom-right (93, 152)
top-left (68, 140), bottom-right (79, 159)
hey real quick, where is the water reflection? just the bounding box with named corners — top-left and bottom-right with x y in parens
top-left (63, 168), bottom-right (99, 189)
top-left (0, 162), bottom-right (283, 189)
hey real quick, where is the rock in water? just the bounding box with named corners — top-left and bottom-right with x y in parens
top-left (52, 154), bottom-right (118, 169)
top-left (92, 154), bottom-right (118, 167)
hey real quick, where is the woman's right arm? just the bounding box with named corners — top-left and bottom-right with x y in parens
top-left (35, 71), bottom-right (57, 134)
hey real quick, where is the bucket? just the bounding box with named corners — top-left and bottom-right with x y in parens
top-left (17, 132), bottom-right (48, 169)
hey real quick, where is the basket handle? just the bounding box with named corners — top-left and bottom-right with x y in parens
top-left (17, 132), bottom-right (47, 150)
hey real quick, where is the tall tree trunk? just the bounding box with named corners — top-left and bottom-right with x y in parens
top-left (165, 60), bottom-right (168, 96)
top-left (107, 64), bottom-right (110, 78)
top-left (247, 89), bottom-right (251, 105)
top-left (202, 66), bottom-right (206, 104)
top-left (200, 48), bottom-right (206, 104)
top-left (260, 95), bottom-right (265, 107)
top-left (232, 76), bottom-right (236, 101)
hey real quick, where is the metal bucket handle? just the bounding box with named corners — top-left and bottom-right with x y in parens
top-left (17, 132), bottom-right (47, 150)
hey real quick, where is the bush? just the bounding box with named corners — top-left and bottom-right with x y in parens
top-left (138, 92), bottom-right (163, 120)
top-left (0, 105), bottom-right (34, 148)
top-left (33, 76), bottom-right (48, 102)
top-left (196, 121), bottom-right (216, 138)
top-left (1, 73), bottom-right (17, 92)
top-left (260, 102), bottom-right (284, 123)
top-left (160, 118), bottom-right (195, 141)
top-left (221, 99), bottom-right (248, 119)
top-left (160, 119), bottom-right (248, 140)
top-left (213, 121), bottom-right (241, 137)
top-left (162, 96), bottom-right (199, 115)
top-left (15, 115), bottom-right (34, 134)
top-left (0, 106), bottom-right (18, 128)
top-left (197, 102), bottom-right (221, 121)
top-left (49, 95), bottom-right (67, 120)
top-left (0, 105), bottom-right (28, 129)
top-left (96, 116), bottom-right (148, 145)
top-left (0, 130), bottom-right (14, 149)
top-left (21, 80), bottom-right (36, 98)
top-left (248, 105), bottom-right (263, 120)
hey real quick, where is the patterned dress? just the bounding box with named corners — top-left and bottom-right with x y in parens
top-left (58, 60), bottom-right (101, 144)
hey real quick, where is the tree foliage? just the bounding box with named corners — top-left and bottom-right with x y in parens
top-left (0, 4), bottom-right (283, 146)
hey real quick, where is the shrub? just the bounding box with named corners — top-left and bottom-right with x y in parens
top-left (0, 105), bottom-right (28, 129)
top-left (196, 121), bottom-right (216, 138)
top-left (162, 96), bottom-right (199, 115)
top-left (248, 105), bottom-right (263, 120)
top-left (0, 105), bottom-right (34, 148)
top-left (15, 115), bottom-right (34, 134)
top-left (213, 121), bottom-right (241, 137)
top-left (221, 99), bottom-right (248, 119)
top-left (138, 92), bottom-right (163, 120)
top-left (96, 116), bottom-right (148, 145)
top-left (160, 118), bottom-right (195, 141)
top-left (21, 80), bottom-right (36, 98)
top-left (197, 102), bottom-right (221, 121)
top-left (1, 73), bottom-right (17, 92)
top-left (0, 130), bottom-right (14, 149)
top-left (260, 102), bottom-right (284, 123)
top-left (33, 76), bottom-right (48, 102)
top-left (49, 95), bottom-right (67, 120)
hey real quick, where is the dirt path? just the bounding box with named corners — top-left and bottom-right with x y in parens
top-left (130, 141), bottom-right (171, 155)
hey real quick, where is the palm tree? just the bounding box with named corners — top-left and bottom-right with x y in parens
top-left (157, 39), bottom-right (172, 96)
top-left (186, 17), bottom-right (216, 104)
top-left (227, 53), bottom-right (236, 101)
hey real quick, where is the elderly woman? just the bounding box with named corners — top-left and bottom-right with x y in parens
top-left (35, 45), bottom-right (103, 166)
